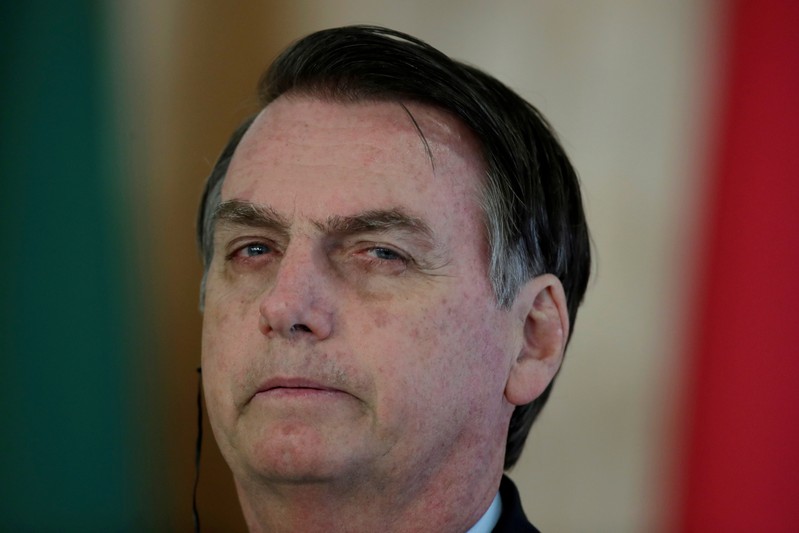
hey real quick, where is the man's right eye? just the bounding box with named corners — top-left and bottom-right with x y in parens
top-left (241, 243), bottom-right (270, 257)
top-left (226, 242), bottom-right (274, 261)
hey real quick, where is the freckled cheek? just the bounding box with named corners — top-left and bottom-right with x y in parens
top-left (222, 280), bottom-right (269, 314)
top-left (201, 322), bottom-right (233, 389)
top-left (362, 306), bottom-right (488, 445)
top-left (203, 283), bottom-right (266, 365)
top-left (200, 329), bottom-right (233, 434)
top-left (208, 259), bottom-right (273, 305)
top-left (419, 297), bottom-right (508, 377)
top-left (363, 302), bottom-right (464, 385)
top-left (371, 309), bottom-right (393, 329)
top-left (201, 302), bottom-right (255, 408)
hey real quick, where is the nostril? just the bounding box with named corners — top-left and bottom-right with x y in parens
top-left (289, 324), bottom-right (312, 334)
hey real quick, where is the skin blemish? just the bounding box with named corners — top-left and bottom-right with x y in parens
top-left (372, 309), bottom-right (390, 329)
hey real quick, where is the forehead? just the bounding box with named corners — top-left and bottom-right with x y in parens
top-left (221, 96), bottom-right (486, 228)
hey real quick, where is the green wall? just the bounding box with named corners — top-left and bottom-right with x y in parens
top-left (1, 2), bottom-right (147, 529)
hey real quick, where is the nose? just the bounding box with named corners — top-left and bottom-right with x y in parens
top-left (258, 243), bottom-right (334, 340)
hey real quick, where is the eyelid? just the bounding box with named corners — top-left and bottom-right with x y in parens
top-left (351, 240), bottom-right (415, 266)
top-left (367, 245), bottom-right (407, 260)
top-left (224, 235), bottom-right (282, 259)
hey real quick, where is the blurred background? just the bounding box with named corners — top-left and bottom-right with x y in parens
top-left (2, 1), bottom-right (797, 531)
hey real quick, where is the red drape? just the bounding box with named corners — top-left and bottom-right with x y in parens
top-left (679, 1), bottom-right (799, 531)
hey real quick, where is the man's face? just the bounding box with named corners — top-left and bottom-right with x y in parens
top-left (201, 96), bottom-right (523, 490)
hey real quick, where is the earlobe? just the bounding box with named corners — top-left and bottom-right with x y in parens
top-left (504, 274), bottom-right (570, 406)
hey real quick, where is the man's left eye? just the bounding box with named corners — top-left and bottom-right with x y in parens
top-left (368, 247), bottom-right (405, 262)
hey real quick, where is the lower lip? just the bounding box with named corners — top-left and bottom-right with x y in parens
top-left (255, 387), bottom-right (343, 399)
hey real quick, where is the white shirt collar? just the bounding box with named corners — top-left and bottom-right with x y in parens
top-left (465, 491), bottom-right (502, 533)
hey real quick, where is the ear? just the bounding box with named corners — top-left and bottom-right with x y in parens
top-left (504, 274), bottom-right (570, 406)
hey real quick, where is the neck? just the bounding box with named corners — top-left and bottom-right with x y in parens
top-left (234, 452), bottom-right (504, 533)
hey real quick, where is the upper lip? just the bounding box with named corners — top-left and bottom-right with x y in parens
top-left (256, 377), bottom-right (343, 394)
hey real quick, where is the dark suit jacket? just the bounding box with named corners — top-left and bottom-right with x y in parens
top-left (492, 475), bottom-right (540, 533)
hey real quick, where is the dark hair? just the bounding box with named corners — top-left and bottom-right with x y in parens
top-left (197, 25), bottom-right (591, 469)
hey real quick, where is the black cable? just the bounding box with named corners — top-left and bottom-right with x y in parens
top-left (193, 367), bottom-right (203, 533)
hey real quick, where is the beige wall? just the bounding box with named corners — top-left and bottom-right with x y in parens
top-left (115, 1), bottom-right (720, 530)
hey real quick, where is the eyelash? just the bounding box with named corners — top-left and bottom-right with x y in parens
top-left (226, 241), bottom-right (278, 262)
top-left (241, 243), bottom-right (271, 257)
top-left (364, 246), bottom-right (407, 262)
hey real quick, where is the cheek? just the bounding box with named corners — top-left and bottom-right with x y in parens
top-left (202, 301), bottom-right (237, 369)
top-left (202, 274), bottom-right (262, 361)
top-left (356, 295), bottom-right (512, 459)
top-left (362, 293), bottom-right (508, 408)
top-left (201, 299), bottom-right (255, 412)
top-left (371, 308), bottom-right (391, 329)
top-left (200, 316), bottom-right (231, 414)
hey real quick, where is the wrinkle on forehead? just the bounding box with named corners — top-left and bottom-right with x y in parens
top-left (261, 94), bottom-right (486, 180)
top-left (222, 97), bottom-right (488, 237)
top-left (214, 94), bottom-right (495, 293)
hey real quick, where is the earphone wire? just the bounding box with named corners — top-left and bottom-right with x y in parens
top-left (193, 366), bottom-right (203, 533)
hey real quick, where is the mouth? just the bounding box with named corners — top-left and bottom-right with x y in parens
top-left (253, 377), bottom-right (346, 399)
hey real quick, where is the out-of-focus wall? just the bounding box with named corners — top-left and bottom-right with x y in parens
top-left (110, 2), bottom-right (302, 530)
top-left (115, 1), bottom-right (719, 530)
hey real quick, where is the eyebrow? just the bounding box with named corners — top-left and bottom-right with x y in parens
top-left (319, 210), bottom-right (433, 241)
top-left (213, 199), bottom-right (434, 244)
top-left (213, 200), bottom-right (291, 238)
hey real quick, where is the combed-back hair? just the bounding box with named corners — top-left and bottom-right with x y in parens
top-left (197, 25), bottom-right (591, 469)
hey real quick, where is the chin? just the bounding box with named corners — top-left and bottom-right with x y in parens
top-left (240, 430), bottom-right (362, 485)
